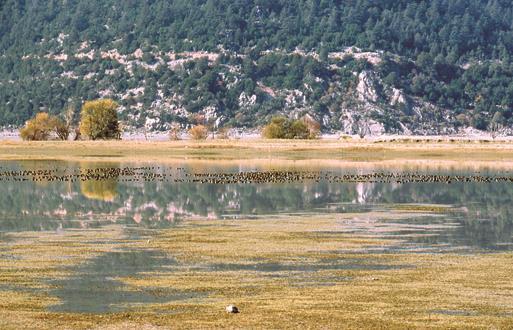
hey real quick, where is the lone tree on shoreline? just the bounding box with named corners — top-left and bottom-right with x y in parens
top-left (79, 99), bottom-right (121, 140)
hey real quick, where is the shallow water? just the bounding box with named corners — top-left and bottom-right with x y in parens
top-left (1, 160), bottom-right (512, 313)
top-left (0, 161), bottom-right (511, 250)
top-left (49, 250), bottom-right (186, 313)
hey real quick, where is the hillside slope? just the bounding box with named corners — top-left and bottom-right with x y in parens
top-left (1, 0), bottom-right (513, 134)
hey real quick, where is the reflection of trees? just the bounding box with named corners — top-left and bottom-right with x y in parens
top-left (155, 182), bottom-right (357, 217)
top-left (79, 163), bottom-right (119, 201)
top-left (80, 180), bottom-right (118, 202)
top-left (0, 166), bottom-right (512, 249)
top-left (0, 180), bottom-right (356, 232)
top-left (363, 182), bottom-right (513, 248)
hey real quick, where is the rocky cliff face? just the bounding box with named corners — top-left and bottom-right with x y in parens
top-left (341, 68), bottom-right (459, 136)
top-left (0, 44), bottom-right (482, 135)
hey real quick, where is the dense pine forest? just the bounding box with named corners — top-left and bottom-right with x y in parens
top-left (1, 0), bottom-right (513, 134)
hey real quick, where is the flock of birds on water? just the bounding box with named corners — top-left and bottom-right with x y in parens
top-left (0, 166), bottom-right (512, 185)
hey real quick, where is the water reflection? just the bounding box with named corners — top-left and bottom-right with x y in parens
top-left (80, 163), bottom-right (119, 202)
top-left (0, 161), bottom-right (512, 250)
top-left (49, 250), bottom-right (191, 313)
top-left (206, 260), bottom-right (407, 273)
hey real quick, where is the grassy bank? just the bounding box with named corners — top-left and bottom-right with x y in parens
top-left (0, 139), bottom-right (512, 167)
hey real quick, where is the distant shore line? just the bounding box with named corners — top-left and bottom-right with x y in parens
top-left (0, 129), bottom-right (512, 142)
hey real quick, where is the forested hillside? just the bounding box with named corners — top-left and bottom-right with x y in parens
top-left (1, 0), bottom-right (513, 134)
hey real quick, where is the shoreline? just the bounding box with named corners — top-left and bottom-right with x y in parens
top-left (2, 128), bottom-right (513, 142)
top-left (0, 139), bottom-right (512, 168)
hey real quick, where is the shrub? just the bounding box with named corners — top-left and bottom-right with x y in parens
top-left (73, 127), bottom-right (82, 141)
top-left (217, 127), bottom-right (230, 139)
top-left (262, 117), bottom-right (285, 139)
top-left (54, 119), bottom-right (70, 140)
top-left (489, 111), bottom-right (504, 139)
top-left (301, 116), bottom-right (321, 139)
top-left (261, 116), bottom-right (318, 139)
top-left (79, 99), bottom-right (121, 140)
top-left (288, 120), bottom-right (310, 139)
top-left (189, 125), bottom-right (208, 140)
top-left (169, 122), bottom-right (182, 140)
top-left (20, 112), bottom-right (69, 141)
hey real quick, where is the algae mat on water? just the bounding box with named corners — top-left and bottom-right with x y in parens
top-left (0, 212), bottom-right (512, 329)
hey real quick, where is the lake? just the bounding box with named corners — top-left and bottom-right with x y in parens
top-left (0, 160), bottom-right (512, 327)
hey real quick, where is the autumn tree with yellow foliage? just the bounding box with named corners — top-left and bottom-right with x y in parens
top-left (79, 99), bottom-right (121, 140)
top-left (20, 112), bottom-right (69, 141)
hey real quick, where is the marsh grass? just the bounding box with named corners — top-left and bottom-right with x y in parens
top-left (389, 204), bottom-right (454, 213)
top-left (1, 140), bottom-right (513, 165)
top-left (0, 213), bottom-right (512, 329)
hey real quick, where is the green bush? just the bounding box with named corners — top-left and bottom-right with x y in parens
top-left (262, 117), bottom-right (286, 139)
top-left (262, 116), bottom-right (319, 139)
